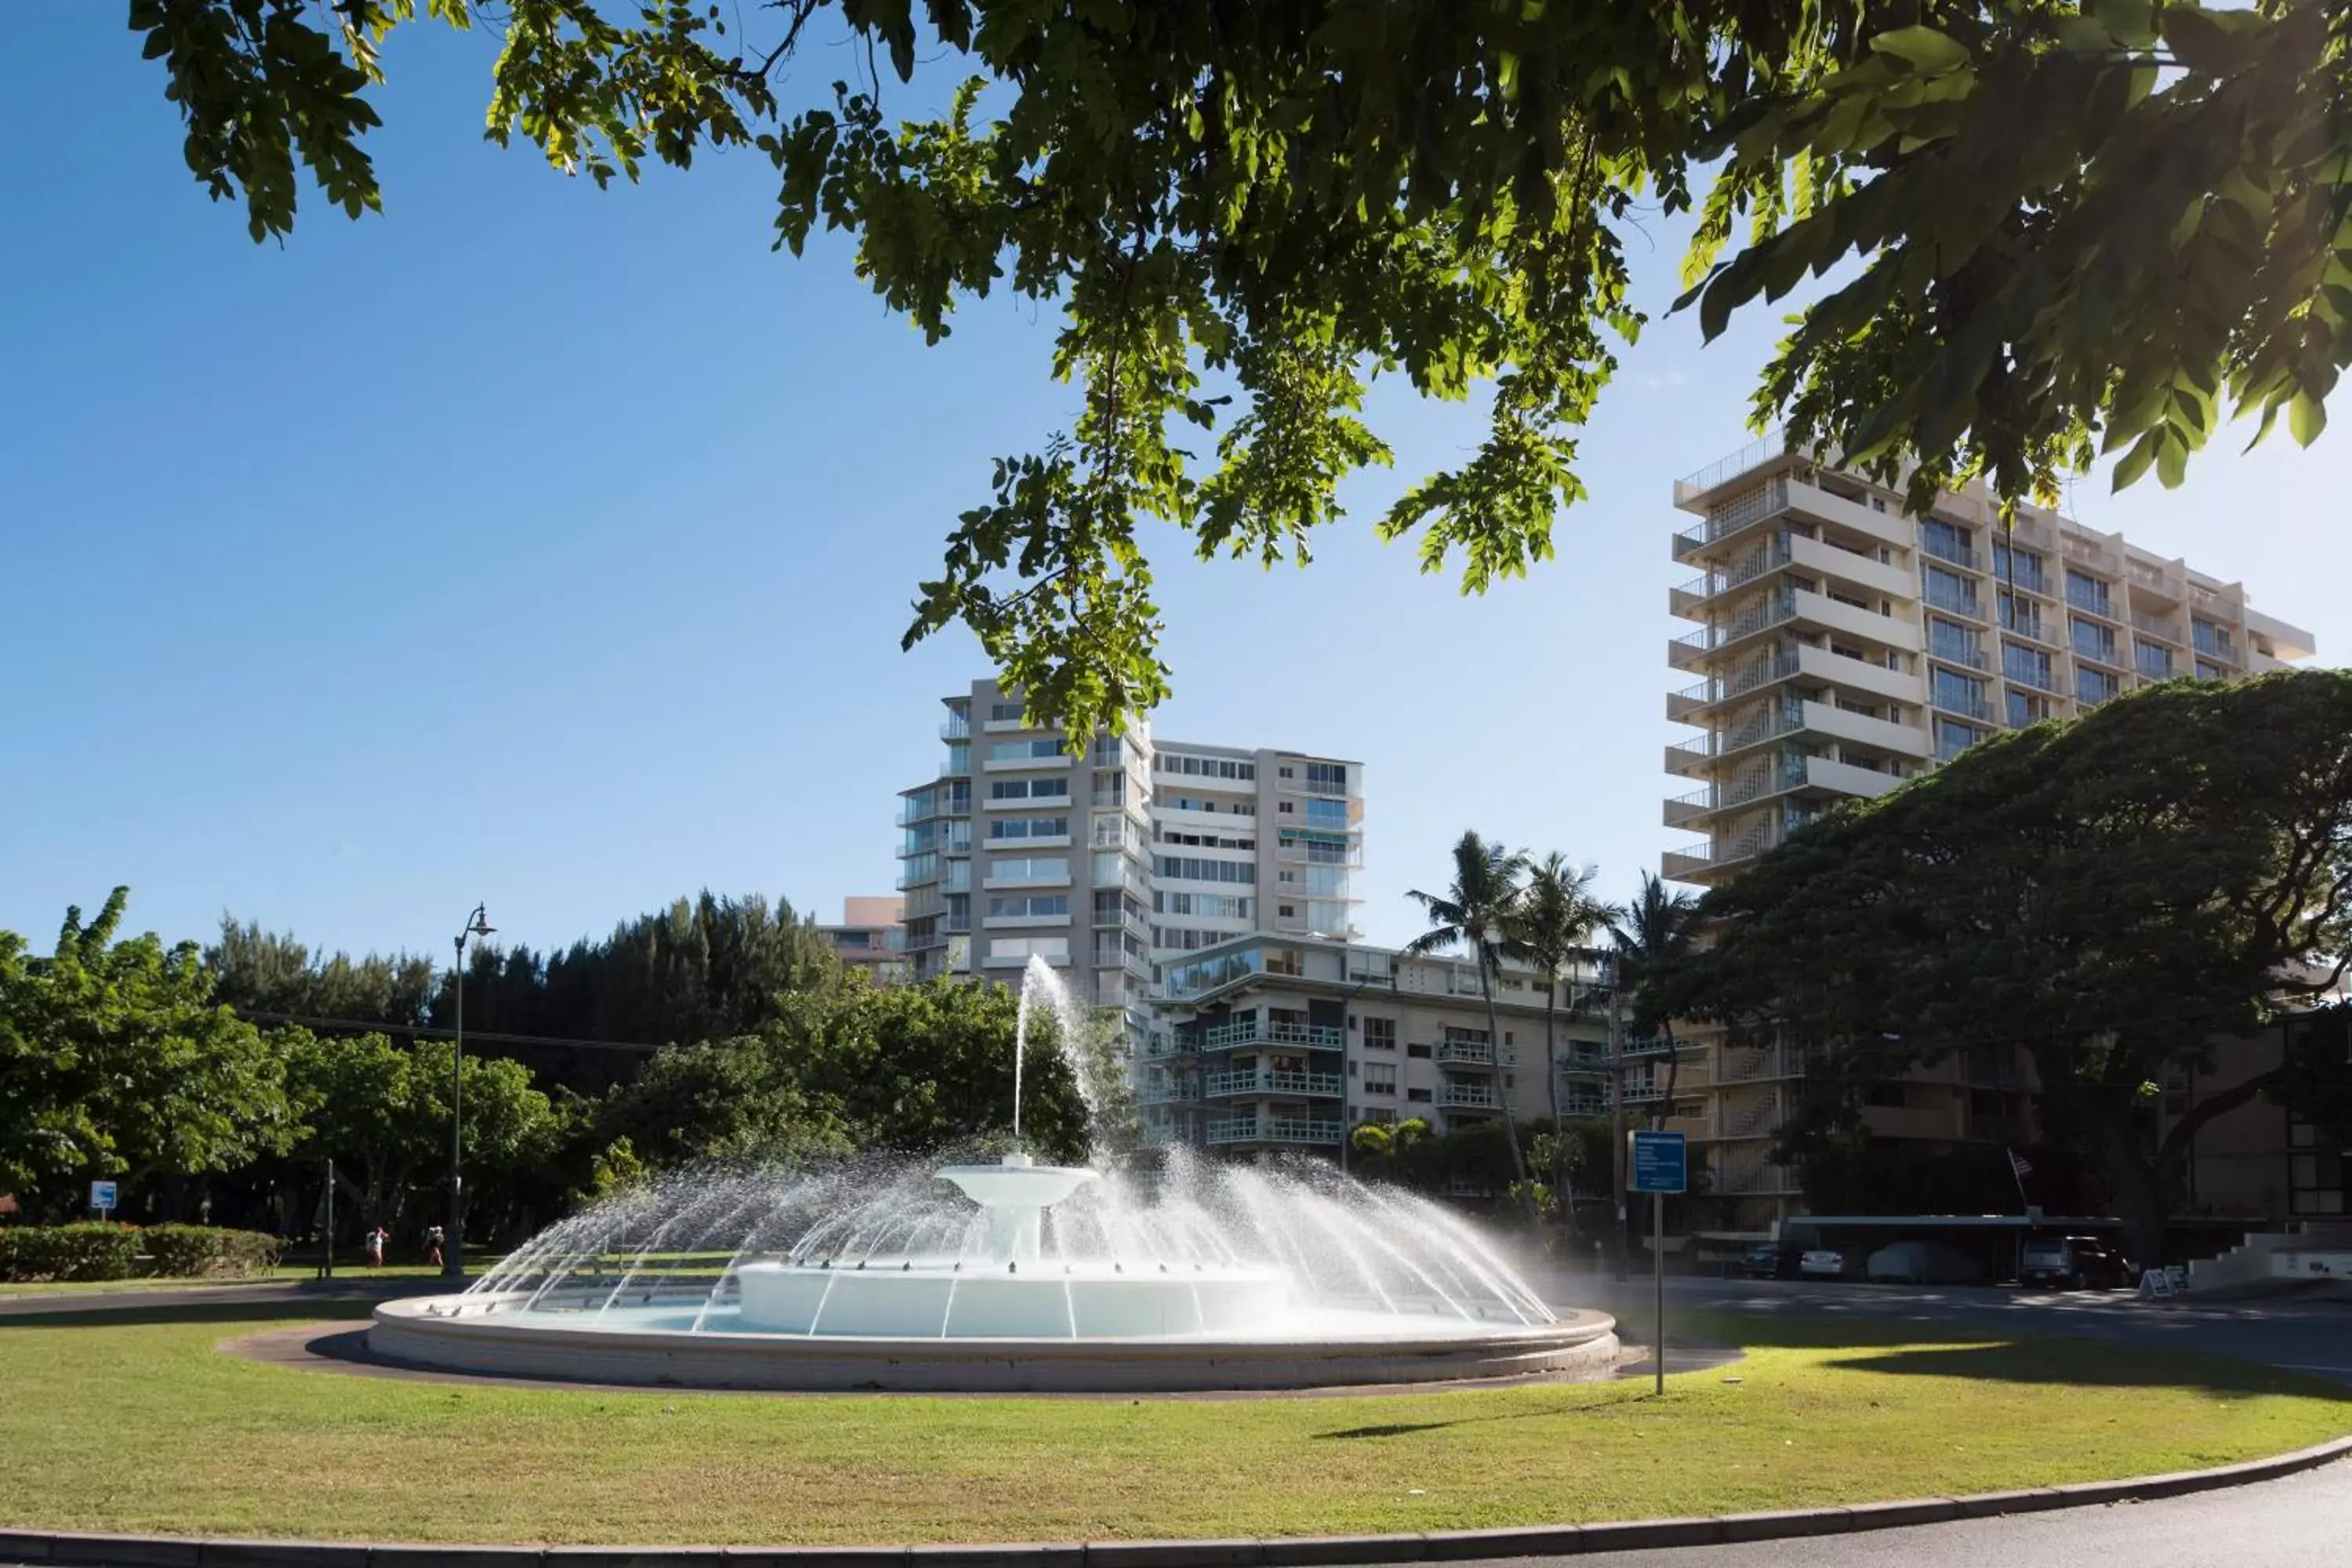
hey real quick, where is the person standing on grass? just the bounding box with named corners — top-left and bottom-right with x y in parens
top-left (365, 1225), bottom-right (387, 1268)
top-left (423, 1225), bottom-right (445, 1269)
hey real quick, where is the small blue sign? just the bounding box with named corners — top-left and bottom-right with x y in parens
top-left (1629, 1131), bottom-right (1686, 1195)
top-left (89, 1179), bottom-right (118, 1213)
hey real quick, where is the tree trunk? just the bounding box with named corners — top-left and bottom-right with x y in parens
top-left (1544, 985), bottom-right (1562, 1185)
top-left (1655, 1022), bottom-right (1680, 1132)
top-left (1481, 960), bottom-right (1529, 1186)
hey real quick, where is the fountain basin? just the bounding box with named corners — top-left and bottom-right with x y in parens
top-left (735, 1259), bottom-right (1288, 1337)
top-left (367, 1293), bottom-right (1620, 1392)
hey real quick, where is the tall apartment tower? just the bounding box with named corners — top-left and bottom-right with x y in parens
top-left (1660, 435), bottom-right (2318, 1229)
top-left (895, 681), bottom-right (1365, 1064)
top-left (1665, 437), bottom-right (2317, 888)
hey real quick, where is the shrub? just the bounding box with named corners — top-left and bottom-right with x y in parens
top-left (0, 1223), bottom-right (143, 1282)
top-left (141, 1225), bottom-right (284, 1279)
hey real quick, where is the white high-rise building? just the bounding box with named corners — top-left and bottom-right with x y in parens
top-left (1661, 435), bottom-right (2319, 1227)
top-left (895, 681), bottom-right (1366, 1073)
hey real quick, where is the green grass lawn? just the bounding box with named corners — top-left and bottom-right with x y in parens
top-left (0, 1303), bottom-right (2343, 1545)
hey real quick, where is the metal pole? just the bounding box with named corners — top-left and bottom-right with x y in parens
top-left (1609, 953), bottom-right (1628, 1282)
top-left (322, 1158), bottom-right (334, 1281)
top-left (446, 931), bottom-right (466, 1279)
top-left (1653, 1189), bottom-right (1666, 1397)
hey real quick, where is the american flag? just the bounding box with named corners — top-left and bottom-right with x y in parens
top-left (2009, 1149), bottom-right (2034, 1180)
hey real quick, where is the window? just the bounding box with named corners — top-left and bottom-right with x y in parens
top-left (1278, 904), bottom-right (1296, 918)
top-left (989, 856), bottom-right (1068, 884)
top-left (1156, 855), bottom-right (1254, 884)
top-left (1152, 927), bottom-right (1217, 951)
top-left (986, 895), bottom-right (1069, 919)
top-left (1279, 765), bottom-right (1294, 779)
top-left (1931, 667), bottom-right (1988, 718)
top-left (2005, 690), bottom-right (2049, 728)
top-left (2136, 640), bottom-right (2175, 680)
top-left (1363, 1065), bottom-right (1397, 1096)
top-left (1156, 753), bottom-right (1255, 781)
top-left (1922, 564), bottom-right (1978, 617)
top-left (1934, 717), bottom-right (1982, 762)
top-left (1303, 798), bottom-right (1350, 829)
top-left (2065, 569), bottom-right (2111, 616)
top-left (989, 701), bottom-right (1024, 722)
top-left (1992, 543), bottom-right (2045, 593)
top-left (1154, 827), bottom-right (1254, 851)
top-left (1928, 616), bottom-right (1981, 668)
top-left (2002, 641), bottom-right (2053, 691)
top-left (990, 777), bottom-right (1069, 800)
top-left (1406, 1087), bottom-right (1433, 1103)
top-left (1363, 1017), bottom-right (1396, 1051)
top-left (1156, 891), bottom-right (1250, 920)
top-left (1998, 592), bottom-right (2042, 640)
top-left (1865, 1082), bottom-right (1907, 1108)
top-left (1407, 1041), bottom-right (1434, 1059)
top-left (2077, 666), bottom-right (2121, 705)
top-left (2192, 619), bottom-right (2234, 659)
top-left (989, 816), bottom-right (1070, 840)
top-left (987, 739), bottom-right (1062, 762)
top-left (987, 936), bottom-right (1068, 961)
top-left (1278, 801), bottom-right (1294, 814)
top-left (1921, 518), bottom-right (1975, 568)
top-left (2071, 616), bottom-right (2116, 663)
top-left (1305, 761), bottom-right (1348, 792)
top-left (2197, 659), bottom-right (2227, 681)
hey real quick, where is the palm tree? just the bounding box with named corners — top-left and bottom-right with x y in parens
top-left (1606, 872), bottom-right (1702, 1130)
top-left (1405, 831), bottom-right (1533, 1185)
top-left (1510, 853), bottom-right (1612, 1198)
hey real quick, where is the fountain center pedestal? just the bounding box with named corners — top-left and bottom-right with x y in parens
top-left (931, 1152), bottom-right (1098, 1265)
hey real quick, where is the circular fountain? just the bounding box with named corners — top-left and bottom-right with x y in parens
top-left (368, 962), bottom-right (1615, 1392)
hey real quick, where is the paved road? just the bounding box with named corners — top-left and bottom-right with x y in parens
top-left (1495, 1458), bottom-right (2352, 1567)
top-left (1557, 1272), bottom-right (2352, 1385)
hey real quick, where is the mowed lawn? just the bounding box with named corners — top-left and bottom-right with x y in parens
top-left (0, 1304), bottom-right (2344, 1545)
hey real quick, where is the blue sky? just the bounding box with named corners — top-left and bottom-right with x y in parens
top-left (5, 7), bottom-right (2348, 966)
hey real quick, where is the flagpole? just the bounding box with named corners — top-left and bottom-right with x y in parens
top-left (2006, 1148), bottom-right (2031, 1213)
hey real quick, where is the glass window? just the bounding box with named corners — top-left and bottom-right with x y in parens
top-left (1931, 667), bottom-right (1987, 717)
top-left (1928, 616), bottom-right (1980, 667)
top-left (987, 936), bottom-right (1069, 960)
top-left (989, 701), bottom-right (1024, 722)
top-left (1363, 1017), bottom-right (1396, 1051)
top-left (1933, 717), bottom-right (1981, 762)
top-left (989, 816), bottom-right (1070, 840)
top-left (1305, 761), bottom-right (1348, 792)
top-left (1922, 564), bottom-right (1978, 617)
top-left (2065, 569), bottom-right (2111, 616)
top-left (1921, 518), bottom-right (1975, 568)
top-left (2071, 616), bottom-right (2115, 663)
top-left (986, 895), bottom-right (1069, 918)
top-left (2136, 640), bottom-right (2174, 680)
top-left (2077, 666), bottom-right (2121, 705)
top-left (987, 739), bottom-right (1062, 761)
top-left (2002, 641), bottom-right (2053, 689)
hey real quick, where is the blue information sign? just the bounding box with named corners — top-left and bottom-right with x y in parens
top-left (1629, 1131), bottom-right (1686, 1196)
top-left (89, 1179), bottom-right (118, 1214)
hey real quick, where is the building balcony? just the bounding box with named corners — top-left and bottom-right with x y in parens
top-left (1670, 471), bottom-right (1791, 554)
top-left (1202, 1019), bottom-right (1345, 1051)
top-left (1717, 1043), bottom-right (1809, 1082)
top-left (1711, 1160), bottom-right (1802, 1196)
top-left (1204, 1114), bottom-right (1343, 1146)
top-left (1559, 1091), bottom-right (1610, 1118)
top-left (1136, 1080), bottom-right (1197, 1105)
top-left (1661, 843), bottom-right (1717, 884)
top-left (1203, 1069), bottom-right (1345, 1099)
top-left (1433, 1039), bottom-right (1514, 1067)
top-left (1435, 1081), bottom-right (1499, 1109)
top-left (2130, 612), bottom-right (2181, 643)
top-left (1142, 1035), bottom-right (1199, 1060)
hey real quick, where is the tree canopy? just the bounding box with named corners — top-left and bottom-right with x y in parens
top-left (118, 1), bottom-right (2351, 738)
top-left (1677, 670), bottom-right (2352, 1257)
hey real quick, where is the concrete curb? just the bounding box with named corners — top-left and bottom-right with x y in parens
top-left (3, 1436), bottom-right (2346, 1566)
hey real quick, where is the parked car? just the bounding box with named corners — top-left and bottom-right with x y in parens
top-left (1798, 1248), bottom-right (1847, 1279)
top-left (1741, 1243), bottom-right (1797, 1279)
top-left (2020, 1236), bottom-right (2135, 1290)
top-left (1864, 1240), bottom-right (1984, 1285)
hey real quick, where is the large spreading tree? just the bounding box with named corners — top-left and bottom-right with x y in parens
top-left (111, 1), bottom-right (2352, 735)
top-left (1678, 670), bottom-right (2352, 1261)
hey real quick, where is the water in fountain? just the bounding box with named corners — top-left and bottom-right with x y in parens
top-left (463, 960), bottom-right (1555, 1342)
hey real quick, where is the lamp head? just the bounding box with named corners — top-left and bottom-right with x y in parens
top-left (463, 904), bottom-right (496, 941)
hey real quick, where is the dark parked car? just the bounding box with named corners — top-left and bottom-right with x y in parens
top-left (1740, 1243), bottom-right (1796, 1279)
top-left (2020, 1236), bottom-right (2135, 1290)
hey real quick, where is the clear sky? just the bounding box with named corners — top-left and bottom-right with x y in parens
top-left (5, 7), bottom-right (2348, 967)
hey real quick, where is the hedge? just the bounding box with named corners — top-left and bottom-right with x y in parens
top-left (0, 1224), bottom-right (284, 1282)
top-left (141, 1225), bottom-right (284, 1279)
top-left (0, 1223), bottom-right (143, 1282)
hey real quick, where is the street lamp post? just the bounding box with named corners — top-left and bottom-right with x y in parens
top-left (1566, 953), bottom-right (1631, 1283)
top-left (446, 902), bottom-right (495, 1280)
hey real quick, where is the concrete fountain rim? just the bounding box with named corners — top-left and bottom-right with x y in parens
top-left (364, 1292), bottom-right (1621, 1392)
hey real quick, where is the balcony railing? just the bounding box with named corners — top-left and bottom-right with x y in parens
top-left (1931, 690), bottom-right (1995, 721)
top-left (1136, 1080), bottom-right (1196, 1105)
top-left (1202, 1019), bottom-right (1345, 1051)
top-left (2131, 612), bottom-right (2178, 641)
top-left (1924, 581), bottom-right (1981, 619)
top-left (2191, 624), bottom-right (2235, 659)
top-left (1203, 1069), bottom-right (1345, 1099)
top-left (2067, 586), bottom-right (2114, 619)
top-left (1204, 1114), bottom-right (1341, 1145)
top-left (1433, 1039), bottom-right (1515, 1067)
top-left (1922, 535), bottom-right (1980, 571)
top-left (1435, 1082), bottom-right (1500, 1109)
top-left (1928, 641), bottom-right (1988, 672)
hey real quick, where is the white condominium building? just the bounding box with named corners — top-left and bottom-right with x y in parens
top-left (1148, 934), bottom-right (1623, 1160)
top-left (1665, 436), bottom-right (2317, 889)
top-left (894, 681), bottom-right (1365, 1027)
top-left (1661, 434), bottom-right (2318, 1229)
